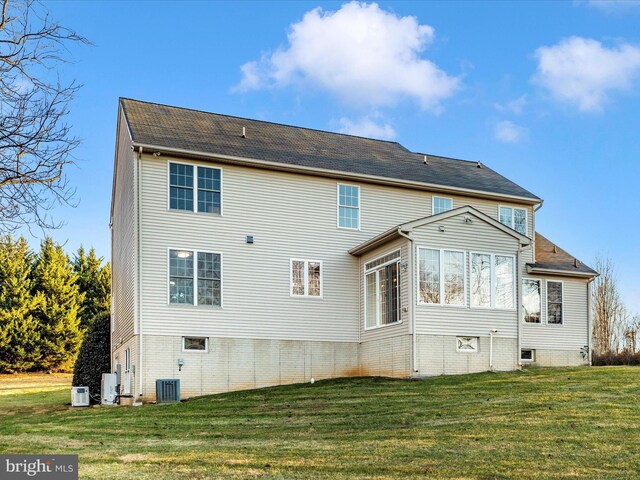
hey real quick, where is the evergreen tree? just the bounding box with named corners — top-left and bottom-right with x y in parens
top-left (0, 236), bottom-right (43, 373)
top-left (73, 246), bottom-right (111, 328)
top-left (32, 238), bottom-right (84, 372)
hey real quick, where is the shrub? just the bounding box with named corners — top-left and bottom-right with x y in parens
top-left (72, 311), bottom-right (110, 401)
top-left (592, 351), bottom-right (640, 366)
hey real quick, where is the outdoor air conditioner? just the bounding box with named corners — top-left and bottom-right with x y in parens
top-left (156, 379), bottom-right (180, 403)
top-left (101, 373), bottom-right (118, 405)
top-left (71, 386), bottom-right (90, 407)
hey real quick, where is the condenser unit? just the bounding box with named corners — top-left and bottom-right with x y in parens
top-left (71, 386), bottom-right (90, 407)
top-left (156, 379), bottom-right (180, 403)
top-left (101, 373), bottom-right (118, 405)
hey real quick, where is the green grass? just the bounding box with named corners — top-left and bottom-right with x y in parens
top-left (1, 367), bottom-right (640, 479)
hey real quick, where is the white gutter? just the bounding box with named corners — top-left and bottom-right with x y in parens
top-left (397, 228), bottom-right (418, 375)
top-left (526, 266), bottom-right (598, 278)
top-left (132, 142), bottom-right (542, 206)
top-left (517, 243), bottom-right (533, 369)
top-left (489, 329), bottom-right (498, 371)
top-left (587, 277), bottom-right (595, 365)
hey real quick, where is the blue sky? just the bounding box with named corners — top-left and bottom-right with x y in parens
top-left (39, 1), bottom-right (639, 310)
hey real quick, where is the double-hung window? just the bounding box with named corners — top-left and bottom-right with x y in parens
top-left (522, 279), bottom-right (541, 323)
top-left (470, 253), bottom-right (515, 309)
top-left (291, 260), bottom-right (322, 297)
top-left (418, 248), bottom-right (465, 306)
top-left (169, 249), bottom-right (222, 306)
top-left (365, 251), bottom-right (401, 328)
top-left (547, 281), bottom-right (563, 325)
top-left (499, 206), bottom-right (527, 235)
top-left (169, 162), bottom-right (221, 214)
top-left (432, 196), bottom-right (453, 215)
top-left (338, 184), bottom-right (360, 229)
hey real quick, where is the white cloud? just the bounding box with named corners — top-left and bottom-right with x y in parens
top-left (495, 121), bottom-right (527, 143)
top-left (234, 2), bottom-right (459, 110)
top-left (338, 116), bottom-right (397, 140)
top-left (533, 36), bottom-right (640, 112)
top-left (494, 95), bottom-right (527, 115)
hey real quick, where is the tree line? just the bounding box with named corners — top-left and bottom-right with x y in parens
top-left (0, 236), bottom-right (110, 373)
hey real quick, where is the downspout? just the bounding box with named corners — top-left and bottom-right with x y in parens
top-left (587, 277), bottom-right (596, 365)
top-left (397, 228), bottom-right (418, 375)
top-left (489, 329), bottom-right (498, 370)
top-left (137, 146), bottom-right (144, 399)
top-left (517, 243), bottom-right (533, 369)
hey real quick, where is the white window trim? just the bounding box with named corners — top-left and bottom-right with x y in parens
top-left (522, 278), bottom-right (542, 325)
top-left (416, 247), bottom-right (467, 308)
top-left (336, 183), bottom-right (361, 231)
top-left (546, 279), bottom-right (564, 326)
top-left (364, 249), bottom-right (402, 330)
top-left (167, 160), bottom-right (224, 216)
top-left (167, 247), bottom-right (224, 308)
top-left (432, 196), bottom-right (453, 215)
top-left (456, 336), bottom-right (479, 353)
top-left (182, 336), bottom-right (209, 353)
top-left (520, 348), bottom-right (535, 362)
top-left (469, 251), bottom-right (517, 311)
top-left (290, 259), bottom-right (324, 299)
top-left (498, 204), bottom-right (528, 236)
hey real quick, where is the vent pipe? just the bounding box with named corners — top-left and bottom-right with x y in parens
top-left (242, 126), bottom-right (246, 138)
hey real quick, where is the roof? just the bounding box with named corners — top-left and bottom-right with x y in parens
top-left (527, 233), bottom-right (598, 278)
top-left (119, 98), bottom-right (541, 202)
top-left (349, 206), bottom-right (531, 256)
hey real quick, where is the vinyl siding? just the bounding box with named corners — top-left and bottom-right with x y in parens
top-left (137, 154), bottom-right (534, 343)
top-left (521, 276), bottom-right (589, 350)
top-left (111, 110), bottom-right (137, 348)
top-left (412, 211), bottom-right (522, 339)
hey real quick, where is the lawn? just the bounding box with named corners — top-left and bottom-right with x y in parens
top-left (1, 367), bottom-right (640, 479)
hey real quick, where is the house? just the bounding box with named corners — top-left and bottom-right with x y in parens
top-left (111, 98), bottom-right (598, 401)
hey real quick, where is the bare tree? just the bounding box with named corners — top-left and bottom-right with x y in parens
top-left (0, 0), bottom-right (88, 232)
top-left (592, 256), bottom-right (628, 354)
top-left (623, 314), bottom-right (640, 353)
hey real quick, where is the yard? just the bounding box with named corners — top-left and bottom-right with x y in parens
top-left (1, 367), bottom-right (639, 479)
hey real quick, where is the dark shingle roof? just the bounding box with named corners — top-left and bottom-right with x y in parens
top-left (120, 98), bottom-right (540, 201)
top-left (528, 233), bottom-right (598, 276)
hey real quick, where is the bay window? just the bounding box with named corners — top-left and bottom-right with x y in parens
top-left (365, 251), bottom-right (400, 328)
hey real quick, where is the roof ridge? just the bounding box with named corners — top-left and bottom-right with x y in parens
top-left (119, 97), bottom-right (410, 150)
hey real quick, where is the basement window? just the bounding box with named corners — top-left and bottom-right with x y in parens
top-left (521, 349), bottom-right (535, 362)
top-left (456, 337), bottom-right (479, 353)
top-left (183, 337), bottom-right (208, 352)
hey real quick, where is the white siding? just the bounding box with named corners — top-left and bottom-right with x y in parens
top-left (412, 211), bottom-right (522, 339)
top-left (111, 110), bottom-right (137, 349)
top-left (521, 276), bottom-right (589, 350)
top-left (138, 155), bottom-right (533, 343)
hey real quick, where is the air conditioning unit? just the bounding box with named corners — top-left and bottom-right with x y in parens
top-left (156, 379), bottom-right (180, 403)
top-left (71, 386), bottom-right (90, 407)
top-left (101, 373), bottom-right (118, 405)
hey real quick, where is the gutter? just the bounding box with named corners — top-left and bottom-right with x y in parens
top-left (132, 142), bottom-right (543, 206)
top-left (136, 146), bottom-right (144, 399)
top-left (517, 243), bottom-right (533, 369)
top-left (526, 266), bottom-right (599, 278)
top-left (397, 228), bottom-right (418, 375)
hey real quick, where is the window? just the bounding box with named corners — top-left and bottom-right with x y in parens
top-left (418, 248), bottom-right (465, 306)
top-left (338, 184), bottom-right (360, 229)
top-left (169, 162), bottom-right (221, 214)
top-left (499, 206), bottom-right (527, 235)
top-left (183, 337), bottom-right (208, 352)
top-left (470, 253), bottom-right (515, 309)
top-left (365, 251), bottom-right (401, 328)
top-left (457, 336), bottom-right (479, 352)
top-left (522, 279), bottom-right (541, 323)
top-left (169, 249), bottom-right (222, 306)
top-left (169, 163), bottom-right (193, 211)
top-left (547, 281), bottom-right (563, 325)
top-left (432, 196), bottom-right (453, 215)
top-left (290, 260), bottom-right (322, 297)
top-left (521, 349), bottom-right (535, 361)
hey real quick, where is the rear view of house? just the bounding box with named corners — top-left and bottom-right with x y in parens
top-left (110, 98), bottom-right (597, 401)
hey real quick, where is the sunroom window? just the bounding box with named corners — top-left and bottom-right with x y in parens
top-left (365, 252), bottom-right (400, 328)
top-left (418, 248), bottom-right (465, 306)
top-left (470, 253), bottom-right (515, 309)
